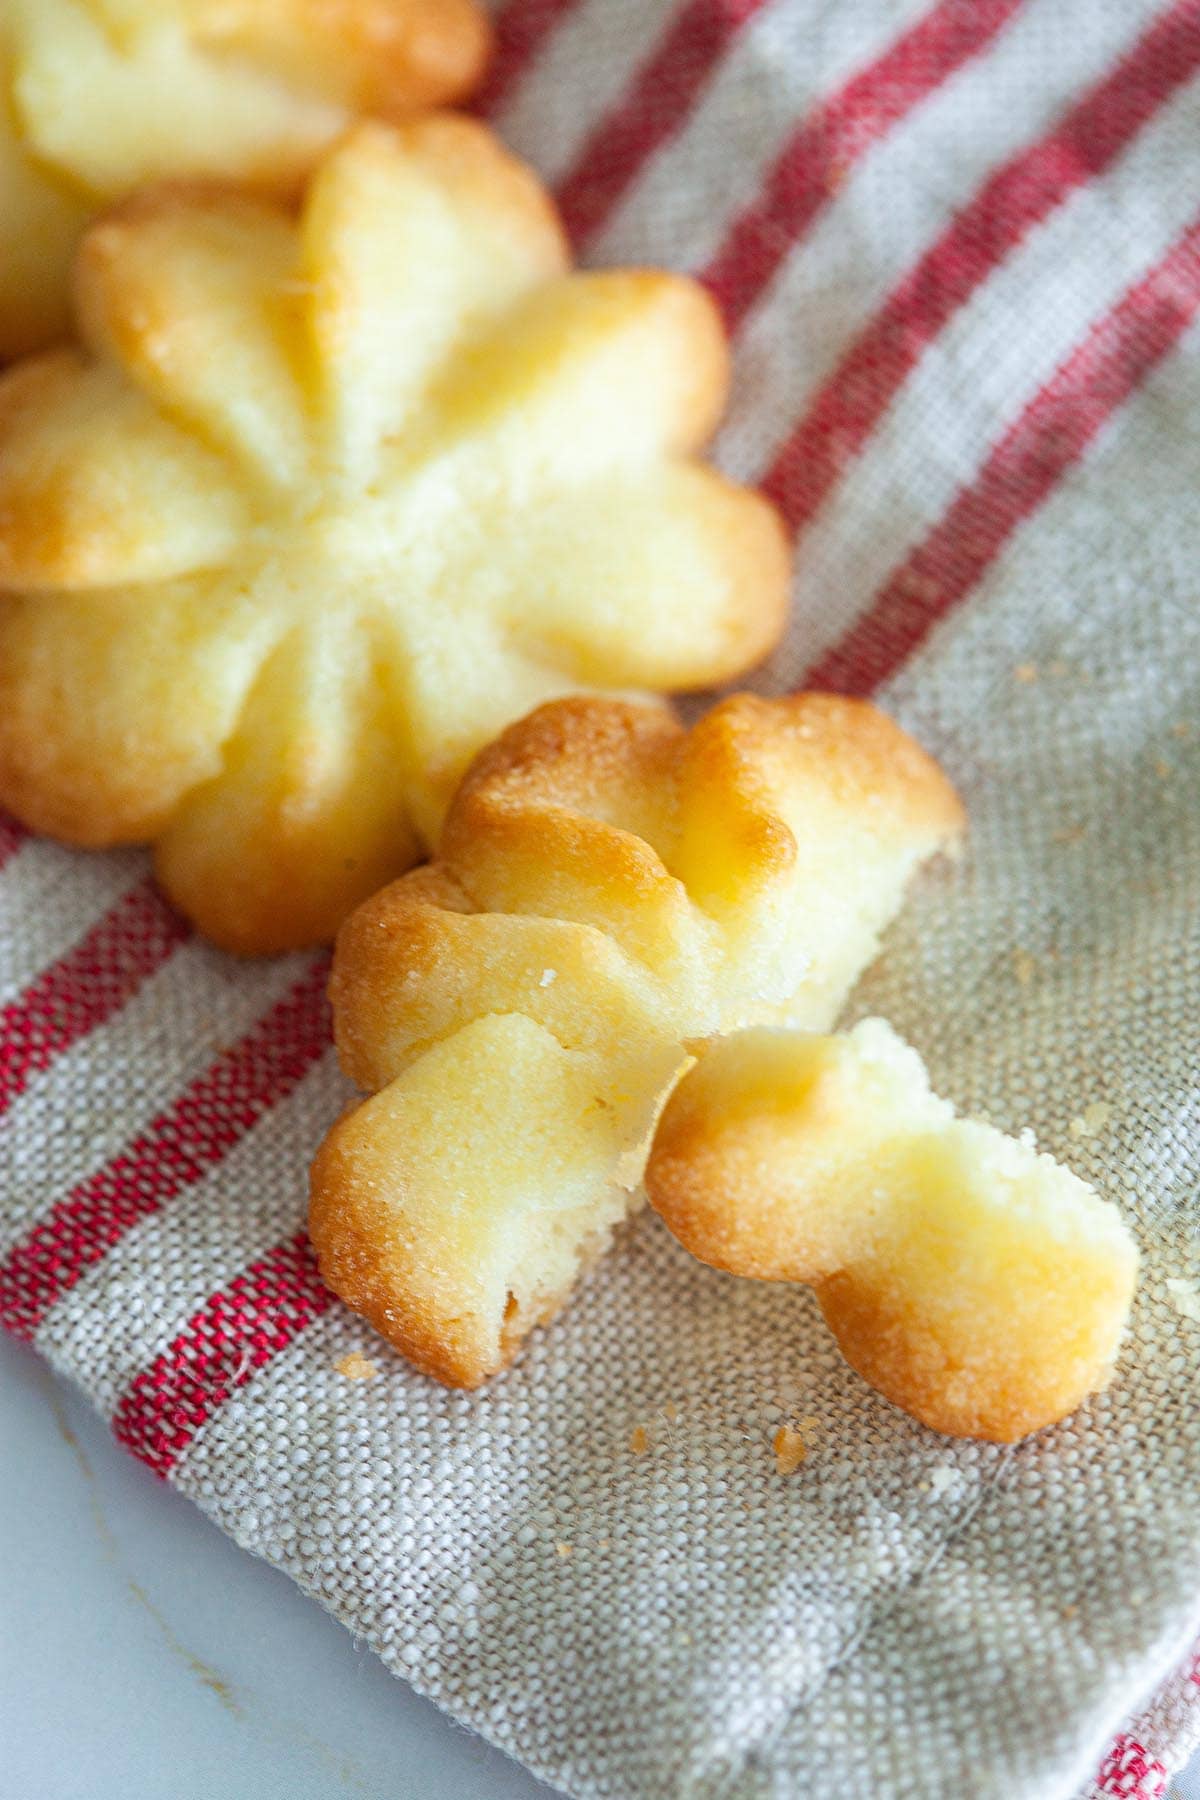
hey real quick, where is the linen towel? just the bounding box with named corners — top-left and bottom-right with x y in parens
top-left (3, 1), bottom-right (1200, 1793)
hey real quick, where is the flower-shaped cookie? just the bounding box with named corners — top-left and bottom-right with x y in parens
top-left (309, 693), bottom-right (964, 1385)
top-left (0, 117), bottom-right (790, 951)
top-left (647, 1020), bottom-right (1138, 1441)
top-left (0, 0), bottom-right (490, 357)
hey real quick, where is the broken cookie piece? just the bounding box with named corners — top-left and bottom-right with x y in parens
top-left (646, 1019), bottom-right (1138, 1442)
top-left (309, 693), bottom-right (963, 1386)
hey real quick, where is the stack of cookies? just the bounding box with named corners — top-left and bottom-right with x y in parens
top-left (0, 0), bottom-right (1136, 1442)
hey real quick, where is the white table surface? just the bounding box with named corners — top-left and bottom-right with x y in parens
top-left (2, 1328), bottom-right (1197, 1800)
top-left (0, 1332), bottom-right (556, 1800)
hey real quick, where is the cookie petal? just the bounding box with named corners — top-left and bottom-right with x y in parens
top-left (0, 352), bottom-right (251, 588)
top-left (76, 188), bottom-right (312, 491)
top-left (310, 1011), bottom-right (672, 1387)
top-left (478, 464), bottom-right (789, 690)
top-left (8, 0), bottom-right (341, 196)
top-left (300, 118), bottom-right (566, 485)
top-left (373, 603), bottom-right (598, 846)
top-left (188, 0), bottom-right (492, 118)
top-left (0, 567), bottom-right (281, 843)
top-left (438, 698), bottom-right (708, 988)
top-left (424, 271), bottom-right (730, 491)
top-left (329, 863), bottom-right (680, 1092)
top-left (156, 617), bottom-right (419, 953)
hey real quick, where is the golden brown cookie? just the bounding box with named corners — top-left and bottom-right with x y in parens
top-left (0, 117), bottom-right (791, 952)
top-left (309, 693), bottom-right (965, 1386)
top-left (646, 1020), bottom-right (1138, 1442)
top-left (0, 0), bottom-right (491, 358)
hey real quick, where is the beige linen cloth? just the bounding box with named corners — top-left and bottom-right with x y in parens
top-left (2, 1), bottom-right (1199, 1794)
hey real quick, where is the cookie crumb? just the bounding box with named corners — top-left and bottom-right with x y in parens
top-left (1165, 1279), bottom-right (1200, 1323)
top-left (1013, 662), bottom-right (1038, 683)
top-left (1012, 948), bottom-right (1038, 987)
top-left (1171, 721), bottom-right (1191, 740)
top-left (773, 1425), bottom-right (807, 1476)
top-left (629, 1425), bottom-right (649, 1455)
top-left (795, 1415), bottom-right (820, 1435)
top-left (896, 570), bottom-right (940, 602)
top-left (335, 1351), bottom-right (378, 1381)
top-left (662, 1400), bottom-right (678, 1421)
top-left (1154, 759), bottom-right (1172, 781)
top-left (1062, 1604), bottom-right (1079, 1620)
top-left (555, 1542), bottom-right (573, 1559)
top-left (1069, 1101), bottom-right (1111, 1139)
top-left (928, 1463), bottom-right (961, 1498)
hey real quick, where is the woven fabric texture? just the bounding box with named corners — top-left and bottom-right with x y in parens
top-left (2, 1), bottom-right (1200, 1795)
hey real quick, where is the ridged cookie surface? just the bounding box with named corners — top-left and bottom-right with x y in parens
top-left (0, 117), bottom-right (790, 951)
top-left (0, 0), bottom-right (491, 358)
top-left (309, 693), bottom-right (965, 1385)
top-left (646, 1019), bottom-right (1138, 1442)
